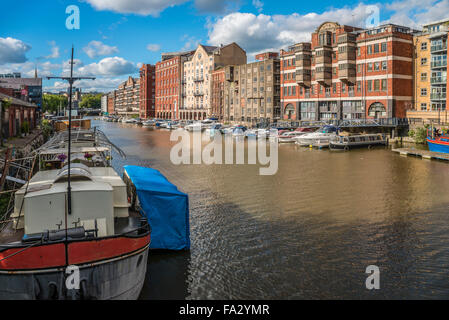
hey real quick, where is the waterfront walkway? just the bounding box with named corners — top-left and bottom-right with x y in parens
top-left (392, 147), bottom-right (449, 162)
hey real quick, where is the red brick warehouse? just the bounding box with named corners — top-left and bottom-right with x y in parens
top-left (280, 22), bottom-right (414, 121)
top-left (155, 51), bottom-right (193, 120)
top-left (139, 64), bottom-right (156, 119)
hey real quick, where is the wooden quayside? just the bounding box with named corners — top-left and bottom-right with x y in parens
top-left (392, 148), bottom-right (449, 162)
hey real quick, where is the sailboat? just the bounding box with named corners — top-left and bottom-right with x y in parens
top-left (0, 48), bottom-right (151, 300)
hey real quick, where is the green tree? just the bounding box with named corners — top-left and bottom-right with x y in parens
top-left (43, 94), bottom-right (67, 113)
top-left (80, 94), bottom-right (102, 109)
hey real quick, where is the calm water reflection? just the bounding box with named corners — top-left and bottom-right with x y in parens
top-left (95, 120), bottom-right (449, 299)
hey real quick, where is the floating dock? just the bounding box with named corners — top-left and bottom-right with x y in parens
top-left (392, 148), bottom-right (449, 162)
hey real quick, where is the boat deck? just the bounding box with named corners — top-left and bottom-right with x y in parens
top-left (392, 148), bottom-right (449, 162)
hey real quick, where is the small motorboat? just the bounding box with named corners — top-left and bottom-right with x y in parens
top-left (185, 122), bottom-right (203, 132)
top-left (278, 131), bottom-right (310, 143)
top-left (166, 121), bottom-right (179, 130)
top-left (330, 133), bottom-right (387, 150)
top-left (232, 126), bottom-right (248, 137)
top-left (142, 119), bottom-right (154, 127)
top-left (205, 123), bottom-right (223, 136)
top-left (295, 125), bottom-right (339, 147)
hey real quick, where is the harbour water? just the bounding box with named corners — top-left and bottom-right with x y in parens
top-left (95, 120), bottom-right (449, 299)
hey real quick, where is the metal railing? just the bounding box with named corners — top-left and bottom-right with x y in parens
top-left (245, 118), bottom-right (410, 129)
top-left (431, 77), bottom-right (447, 84)
top-left (431, 45), bottom-right (447, 52)
top-left (431, 61), bottom-right (447, 68)
top-left (430, 93), bottom-right (446, 100)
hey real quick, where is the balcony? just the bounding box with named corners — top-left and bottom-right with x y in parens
top-left (430, 93), bottom-right (447, 100)
top-left (295, 54), bottom-right (312, 68)
top-left (338, 64), bottom-right (356, 84)
top-left (315, 67), bottom-right (332, 86)
top-left (337, 33), bottom-right (357, 44)
top-left (296, 70), bottom-right (311, 87)
top-left (431, 77), bottom-right (447, 84)
top-left (314, 46), bottom-right (333, 65)
top-left (194, 91), bottom-right (204, 96)
top-left (431, 60), bottom-right (447, 69)
top-left (315, 52), bottom-right (332, 65)
top-left (194, 76), bottom-right (204, 82)
top-left (431, 44), bottom-right (447, 53)
top-left (338, 46), bottom-right (356, 61)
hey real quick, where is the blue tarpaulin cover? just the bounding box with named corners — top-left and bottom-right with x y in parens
top-left (124, 165), bottom-right (190, 250)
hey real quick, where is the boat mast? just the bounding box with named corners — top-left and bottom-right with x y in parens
top-left (47, 47), bottom-right (95, 237)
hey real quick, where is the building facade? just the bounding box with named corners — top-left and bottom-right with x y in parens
top-left (181, 43), bottom-right (247, 120)
top-left (0, 92), bottom-right (38, 138)
top-left (139, 64), bottom-right (156, 119)
top-left (211, 67), bottom-right (225, 120)
top-left (107, 91), bottom-right (115, 115)
top-left (280, 22), bottom-right (414, 122)
top-left (408, 19), bottom-right (449, 123)
top-left (0, 77), bottom-right (42, 110)
top-left (101, 94), bottom-right (108, 114)
top-left (114, 76), bottom-right (140, 116)
top-left (219, 53), bottom-right (281, 124)
top-left (155, 52), bottom-right (192, 120)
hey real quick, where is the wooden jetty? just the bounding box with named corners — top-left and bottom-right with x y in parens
top-left (392, 148), bottom-right (449, 162)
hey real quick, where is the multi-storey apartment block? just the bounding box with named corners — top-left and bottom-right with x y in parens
top-left (114, 76), bottom-right (140, 116)
top-left (408, 19), bottom-right (449, 123)
top-left (181, 43), bottom-right (247, 120)
top-left (155, 51), bottom-right (193, 120)
top-left (280, 22), bottom-right (414, 122)
top-left (139, 64), bottom-right (156, 119)
top-left (220, 53), bottom-right (281, 124)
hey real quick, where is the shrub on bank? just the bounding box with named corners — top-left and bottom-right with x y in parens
top-left (408, 125), bottom-right (429, 144)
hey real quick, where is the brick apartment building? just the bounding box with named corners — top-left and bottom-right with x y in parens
top-left (107, 91), bottom-right (115, 115)
top-left (280, 22), bottom-right (414, 122)
top-left (215, 53), bottom-right (281, 124)
top-left (155, 51), bottom-right (192, 120)
top-left (211, 67), bottom-right (226, 120)
top-left (139, 64), bottom-right (156, 119)
top-left (113, 76), bottom-right (140, 116)
top-left (408, 19), bottom-right (449, 124)
top-left (181, 43), bottom-right (247, 120)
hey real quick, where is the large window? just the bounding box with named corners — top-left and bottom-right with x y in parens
top-left (368, 102), bottom-right (387, 118)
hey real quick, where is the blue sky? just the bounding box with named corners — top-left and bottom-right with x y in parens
top-left (0, 0), bottom-right (448, 92)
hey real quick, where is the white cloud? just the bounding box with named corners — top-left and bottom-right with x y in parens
top-left (146, 44), bottom-right (161, 52)
top-left (83, 41), bottom-right (119, 59)
top-left (180, 35), bottom-right (201, 51)
top-left (207, 1), bottom-right (449, 57)
top-left (76, 56), bottom-right (138, 76)
top-left (194, 0), bottom-right (240, 13)
top-left (386, 0), bottom-right (449, 28)
top-left (45, 41), bottom-right (60, 59)
top-left (0, 60), bottom-right (60, 78)
top-left (0, 37), bottom-right (31, 65)
top-left (46, 77), bottom-right (125, 93)
top-left (84, 0), bottom-right (238, 16)
top-left (84, 0), bottom-right (189, 16)
top-left (252, 0), bottom-right (263, 13)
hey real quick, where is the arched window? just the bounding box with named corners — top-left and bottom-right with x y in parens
top-left (284, 104), bottom-right (295, 119)
top-left (368, 102), bottom-right (386, 118)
